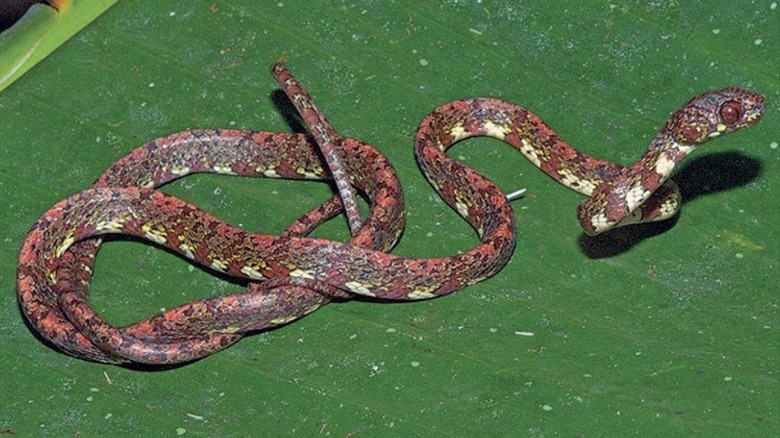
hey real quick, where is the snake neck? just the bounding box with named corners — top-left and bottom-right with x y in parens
top-left (628, 132), bottom-right (698, 185)
top-left (576, 132), bottom-right (697, 235)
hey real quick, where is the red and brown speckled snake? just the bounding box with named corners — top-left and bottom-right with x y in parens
top-left (17, 64), bottom-right (764, 365)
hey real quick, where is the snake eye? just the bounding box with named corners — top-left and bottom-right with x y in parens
top-left (719, 100), bottom-right (742, 125)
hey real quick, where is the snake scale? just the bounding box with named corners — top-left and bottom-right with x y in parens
top-left (17, 63), bottom-right (764, 365)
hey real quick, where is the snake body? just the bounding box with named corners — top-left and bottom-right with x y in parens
top-left (18, 129), bottom-right (406, 364)
top-left (17, 64), bottom-right (764, 365)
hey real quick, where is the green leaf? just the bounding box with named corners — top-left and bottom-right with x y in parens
top-left (1, 1), bottom-right (777, 436)
top-left (0, 0), bottom-right (117, 92)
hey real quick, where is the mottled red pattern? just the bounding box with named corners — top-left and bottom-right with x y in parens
top-left (17, 64), bottom-right (764, 365)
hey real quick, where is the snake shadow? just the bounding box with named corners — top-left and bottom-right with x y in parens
top-left (578, 150), bottom-right (763, 259)
top-left (271, 89), bottom-right (309, 133)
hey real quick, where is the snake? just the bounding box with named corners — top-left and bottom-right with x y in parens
top-left (17, 63), bottom-right (765, 365)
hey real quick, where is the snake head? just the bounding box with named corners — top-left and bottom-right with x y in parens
top-left (665, 86), bottom-right (765, 146)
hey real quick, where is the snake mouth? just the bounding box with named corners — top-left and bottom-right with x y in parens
top-left (727, 92), bottom-right (764, 132)
top-left (747, 92), bottom-right (766, 123)
top-left (747, 104), bottom-right (765, 123)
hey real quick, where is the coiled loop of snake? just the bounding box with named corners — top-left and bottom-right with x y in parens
top-left (17, 64), bottom-right (764, 365)
top-left (17, 129), bottom-right (406, 364)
